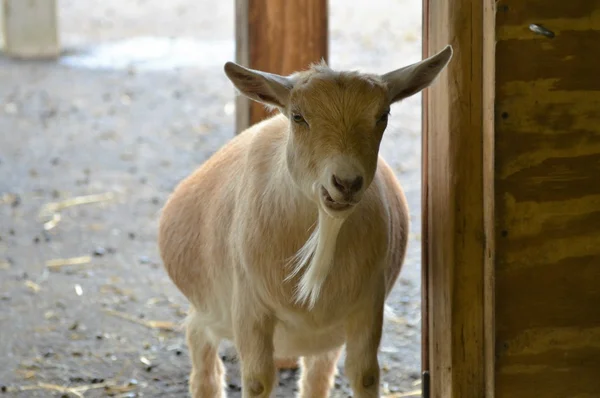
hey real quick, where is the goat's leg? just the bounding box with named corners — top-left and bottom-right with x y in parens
top-left (187, 312), bottom-right (226, 398)
top-left (344, 280), bottom-right (385, 398)
top-left (233, 304), bottom-right (276, 398)
top-left (297, 347), bottom-right (342, 398)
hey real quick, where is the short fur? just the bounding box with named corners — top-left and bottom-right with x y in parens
top-left (159, 45), bottom-right (452, 398)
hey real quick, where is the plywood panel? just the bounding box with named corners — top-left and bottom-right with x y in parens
top-left (495, 1), bottom-right (600, 397)
top-left (422, 0), bottom-right (496, 396)
top-left (234, 0), bottom-right (328, 133)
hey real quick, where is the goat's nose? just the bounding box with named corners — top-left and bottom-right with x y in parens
top-left (332, 174), bottom-right (364, 196)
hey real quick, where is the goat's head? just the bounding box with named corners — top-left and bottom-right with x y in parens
top-left (224, 45), bottom-right (452, 218)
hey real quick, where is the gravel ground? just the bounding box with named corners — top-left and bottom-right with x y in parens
top-left (0, 1), bottom-right (423, 396)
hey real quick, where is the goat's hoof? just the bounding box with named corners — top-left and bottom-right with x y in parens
top-left (362, 374), bottom-right (376, 388)
top-left (249, 380), bottom-right (265, 396)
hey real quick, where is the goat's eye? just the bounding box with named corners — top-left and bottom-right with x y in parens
top-left (292, 113), bottom-right (307, 125)
top-left (377, 111), bottom-right (390, 124)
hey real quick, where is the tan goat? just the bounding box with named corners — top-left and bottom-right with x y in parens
top-left (158, 45), bottom-right (453, 398)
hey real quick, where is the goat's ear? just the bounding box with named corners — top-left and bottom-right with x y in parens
top-left (224, 62), bottom-right (292, 109)
top-left (382, 45), bottom-right (453, 104)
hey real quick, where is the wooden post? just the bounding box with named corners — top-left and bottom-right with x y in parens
top-left (234, 0), bottom-right (328, 133)
top-left (422, 0), bottom-right (496, 397)
top-left (1, 0), bottom-right (60, 59)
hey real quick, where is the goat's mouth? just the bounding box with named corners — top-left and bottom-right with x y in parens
top-left (320, 186), bottom-right (354, 212)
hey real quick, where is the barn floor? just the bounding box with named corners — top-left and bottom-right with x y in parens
top-left (0, 0), bottom-right (424, 396)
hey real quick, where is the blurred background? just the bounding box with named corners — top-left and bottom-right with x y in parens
top-left (0, 0), bottom-right (423, 396)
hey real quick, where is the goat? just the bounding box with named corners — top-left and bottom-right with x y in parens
top-left (158, 45), bottom-right (452, 398)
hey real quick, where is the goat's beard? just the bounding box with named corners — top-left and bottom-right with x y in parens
top-left (286, 206), bottom-right (347, 309)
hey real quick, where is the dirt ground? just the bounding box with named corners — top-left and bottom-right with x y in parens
top-left (0, 1), bottom-right (424, 396)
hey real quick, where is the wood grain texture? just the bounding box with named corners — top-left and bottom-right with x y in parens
top-left (2, 0), bottom-right (60, 59)
top-left (234, 0), bottom-right (328, 133)
top-left (420, 0), bottom-right (430, 376)
top-left (482, 0), bottom-right (496, 395)
top-left (495, 1), bottom-right (600, 397)
top-left (423, 0), bottom-right (495, 396)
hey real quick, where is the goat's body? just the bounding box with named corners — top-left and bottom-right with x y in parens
top-left (159, 113), bottom-right (408, 362)
top-left (159, 44), bottom-right (451, 398)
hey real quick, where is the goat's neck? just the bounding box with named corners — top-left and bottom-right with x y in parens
top-left (267, 128), bottom-right (318, 217)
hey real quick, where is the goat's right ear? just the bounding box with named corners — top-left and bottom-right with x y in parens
top-left (224, 62), bottom-right (292, 109)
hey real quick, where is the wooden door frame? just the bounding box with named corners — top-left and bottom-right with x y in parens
top-left (422, 0), bottom-right (496, 397)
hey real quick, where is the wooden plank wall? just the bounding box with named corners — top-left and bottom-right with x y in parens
top-left (494, 1), bottom-right (600, 397)
top-left (422, 0), bottom-right (495, 396)
top-left (234, 0), bottom-right (328, 133)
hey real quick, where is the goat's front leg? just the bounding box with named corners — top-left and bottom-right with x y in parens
top-left (344, 276), bottom-right (385, 398)
top-left (233, 294), bottom-right (276, 398)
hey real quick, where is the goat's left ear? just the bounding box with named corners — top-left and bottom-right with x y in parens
top-left (224, 62), bottom-right (293, 110)
top-left (382, 45), bottom-right (453, 104)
